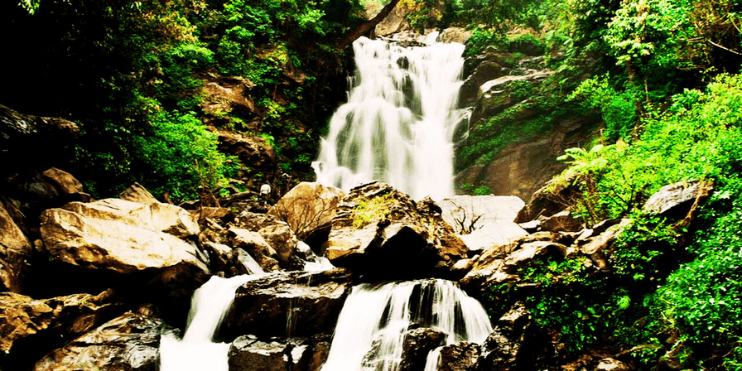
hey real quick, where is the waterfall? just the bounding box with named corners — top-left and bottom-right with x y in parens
top-left (321, 279), bottom-right (492, 371)
top-left (312, 36), bottom-right (467, 201)
top-left (160, 272), bottom-right (265, 371)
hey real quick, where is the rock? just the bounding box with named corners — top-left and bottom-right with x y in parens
top-left (32, 307), bottom-right (163, 371)
top-left (37, 197), bottom-right (209, 303)
top-left (439, 27), bottom-right (472, 44)
top-left (201, 75), bottom-right (259, 129)
top-left (119, 182), bottom-right (159, 205)
top-left (595, 358), bottom-right (631, 371)
top-left (0, 289), bottom-right (122, 370)
top-left (40, 199), bottom-right (207, 274)
top-left (0, 104), bottom-right (79, 172)
top-left (374, 3), bottom-right (411, 36)
top-left (475, 302), bottom-right (544, 371)
top-left (267, 182), bottom-right (345, 246)
top-left (400, 328), bottom-right (447, 371)
top-left (644, 180), bottom-right (710, 219)
top-left (258, 222), bottom-right (301, 269)
top-left (539, 210), bottom-right (583, 233)
top-left (221, 270), bottom-right (351, 340)
top-left (433, 342), bottom-right (479, 371)
top-left (228, 334), bottom-right (332, 371)
top-left (228, 227), bottom-right (281, 272)
top-left (325, 182), bottom-right (468, 279)
top-left (580, 219), bottom-right (631, 270)
top-left (513, 173), bottom-right (581, 223)
top-left (41, 168), bottom-right (83, 195)
top-left (0, 199), bottom-right (33, 292)
top-left (218, 132), bottom-right (277, 175)
top-left (440, 195), bottom-right (528, 253)
top-left (229, 336), bottom-right (289, 371)
top-left (460, 233), bottom-right (567, 290)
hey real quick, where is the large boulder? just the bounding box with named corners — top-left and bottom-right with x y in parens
top-left (228, 334), bottom-right (332, 371)
top-left (40, 198), bottom-right (206, 273)
top-left (228, 227), bottom-right (281, 272)
top-left (37, 194), bottom-right (210, 302)
top-left (0, 105), bottom-right (79, 173)
top-left (221, 269), bottom-right (351, 340)
top-left (643, 180), bottom-right (711, 220)
top-left (0, 198), bottom-right (33, 292)
top-left (439, 195), bottom-right (528, 253)
top-left (32, 306), bottom-right (163, 371)
top-left (267, 182), bottom-right (345, 248)
top-left (0, 290), bottom-right (122, 370)
top-left (400, 328), bottom-right (447, 371)
top-left (325, 182), bottom-right (468, 279)
top-left (431, 342), bottom-right (479, 371)
top-left (474, 303), bottom-right (545, 371)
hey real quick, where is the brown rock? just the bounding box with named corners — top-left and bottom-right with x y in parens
top-left (33, 308), bottom-right (162, 371)
top-left (539, 210), bottom-right (583, 233)
top-left (228, 227), bottom-right (281, 272)
top-left (222, 270), bottom-right (350, 340)
top-left (325, 182), bottom-right (468, 279)
top-left (40, 168), bottom-right (83, 195)
top-left (0, 289), bottom-right (122, 368)
top-left (267, 182), bottom-right (345, 242)
top-left (119, 182), bottom-right (159, 205)
top-left (40, 199), bottom-right (207, 275)
top-left (435, 342), bottom-right (479, 371)
top-left (0, 199), bottom-right (33, 292)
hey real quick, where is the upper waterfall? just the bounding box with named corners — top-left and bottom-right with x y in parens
top-left (312, 36), bottom-right (467, 201)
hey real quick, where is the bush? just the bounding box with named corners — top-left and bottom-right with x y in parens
top-left (132, 111), bottom-right (237, 200)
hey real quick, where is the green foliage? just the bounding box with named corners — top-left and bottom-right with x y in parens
top-left (132, 111), bottom-right (237, 200)
top-left (351, 194), bottom-right (396, 229)
top-left (569, 75), bottom-right (640, 141)
top-left (540, 74), bottom-right (742, 367)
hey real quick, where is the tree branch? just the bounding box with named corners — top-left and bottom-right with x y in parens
top-left (337, 0), bottom-right (401, 50)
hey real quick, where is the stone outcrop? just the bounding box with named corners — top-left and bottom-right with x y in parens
top-left (267, 182), bottom-right (345, 248)
top-left (201, 75), bottom-right (259, 129)
top-left (643, 180), bottom-right (711, 220)
top-left (221, 269), bottom-right (351, 340)
top-left (228, 227), bottom-right (281, 272)
top-left (0, 105), bottom-right (79, 172)
top-left (434, 342), bottom-right (479, 371)
top-left (325, 182), bottom-right (468, 279)
top-left (439, 195), bottom-right (528, 253)
top-left (228, 334), bottom-right (331, 371)
top-left (33, 307), bottom-right (163, 371)
top-left (0, 198), bottom-right (33, 292)
top-left (217, 131), bottom-right (278, 181)
top-left (40, 198), bottom-right (208, 275)
top-left (0, 290), bottom-right (122, 369)
top-left (400, 328), bottom-right (447, 371)
top-left (474, 303), bottom-right (542, 371)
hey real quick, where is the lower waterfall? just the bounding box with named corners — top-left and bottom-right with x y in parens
top-left (159, 274), bottom-right (264, 371)
top-left (321, 279), bottom-right (492, 371)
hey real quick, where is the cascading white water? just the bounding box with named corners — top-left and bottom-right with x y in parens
top-left (321, 279), bottom-right (492, 371)
top-left (160, 271), bottom-right (265, 371)
top-left (312, 36), bottom-right (467, 201)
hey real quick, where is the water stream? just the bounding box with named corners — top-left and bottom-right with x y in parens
top-left (312, 36), bottom-right (467, 200)
top-left (321, 279), bottom-right (492, 371)
top-left (160, 36), bottom-right (489, 371)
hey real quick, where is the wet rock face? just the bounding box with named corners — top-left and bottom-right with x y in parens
top-left (0, 290), bottom-right (123, 370)
top-left (474, 303), bottom-right (542, 371)
top-left (228, 334), bottom-right (332, 371)
top-left (32, 308), bottom-right (164, 371)
top-left (435, 342), bottom-right (479, 371)
top-left (221, 269), bottom-right (352, 340)
top-left (400, 328), bottom-right (447, 371)
top-left (0, 104), bottom-right (79, 172)
top-left (325, 182), bottom-right (468, 280)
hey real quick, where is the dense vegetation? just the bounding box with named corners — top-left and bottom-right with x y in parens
top-left (459, 0), bottom-right (742, 369)
top-left (5, 0), bottom-right (742, 369)
top-left (2, 0), bottom-right (363, 200)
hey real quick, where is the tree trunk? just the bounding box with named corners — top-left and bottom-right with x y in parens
top-left (337, 0), bottom-right (401, 49)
